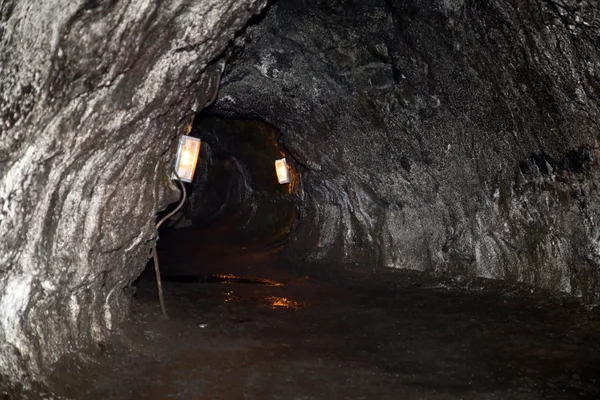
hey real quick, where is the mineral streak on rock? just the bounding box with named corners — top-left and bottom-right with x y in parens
top-left (0, 0), bottom-right (266, 389)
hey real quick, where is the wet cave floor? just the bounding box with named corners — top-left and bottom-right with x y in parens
top-left (68, 220), bottom-right (600, 400)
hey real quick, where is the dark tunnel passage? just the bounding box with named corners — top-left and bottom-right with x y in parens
top-left (3, 0), bottom-right (600, 398)
top-left (110, 76), bottom-right (600, 400)
top-left (136, 115), bottom-right (301, 288)
top-left (186, 115), bottom-right (300, 249)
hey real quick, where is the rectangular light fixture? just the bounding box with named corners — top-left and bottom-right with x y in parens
top-left (173, 135), bottom-right (201, 183)
top-left (275, 158), bottom-right (290, 184)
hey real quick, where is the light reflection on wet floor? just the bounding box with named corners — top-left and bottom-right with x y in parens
top-left (221, 287), bottom-right (307, 309)
top-left (161, 272), bottom-right (308, 309)
top-left (264, 296), bottom-right (306, 309)
top-left (76, 226), bottom-right (600, 400)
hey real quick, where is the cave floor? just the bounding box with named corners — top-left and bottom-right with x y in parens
top-left (64, 223), bottom-right (600, 400)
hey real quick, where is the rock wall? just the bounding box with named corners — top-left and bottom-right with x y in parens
top-left (185, 142), bottom-right (241, 225)
top-left (2, 0), bottom-right (599, 391)
top-left (213, 0), bottom-right (600, 300)
top-left (0, 0), bottom-right (266, 390)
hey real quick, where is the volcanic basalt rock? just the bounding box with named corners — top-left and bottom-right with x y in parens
top-left (212, 0), bottom-right (600, 298)
top-left (0, 0), bottom-right (266, 390)
top-left (2, 0), bottom-right (600, 393)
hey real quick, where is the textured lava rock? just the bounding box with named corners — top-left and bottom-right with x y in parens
top-left (0, 0), bottom-right (266, 391)
top-left (213, 0), bottom-right (600, 299)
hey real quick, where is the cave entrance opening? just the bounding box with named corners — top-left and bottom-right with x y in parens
top-left (135, 115), bottom-right (300, 310)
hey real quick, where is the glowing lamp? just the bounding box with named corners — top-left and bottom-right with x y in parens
top-left (275, 158), bottom-right (290, 184)
top-left (173, 135), bottom-right (201, 183)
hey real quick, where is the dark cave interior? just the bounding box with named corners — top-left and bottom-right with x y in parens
top-left (136, 114), bottom-right (300, 287)
top-left (2, 0), bottom-right (600, 398)
top-left (188, 114), bottom-right (300, 247)
top-left (124, 80), bottom-right (600, 400)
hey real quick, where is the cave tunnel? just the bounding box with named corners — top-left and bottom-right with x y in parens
top-left (136, 115), bottom-right (301, 289)
top-left (2, 0), bottom-right (600, 399)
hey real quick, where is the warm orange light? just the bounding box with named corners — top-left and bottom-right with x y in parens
top-left (275, 158), bottom-right (290, 184)
top-left (174, 135), bottom-right (201, 182)
top-left (266, 296), bottom-right (304, 309)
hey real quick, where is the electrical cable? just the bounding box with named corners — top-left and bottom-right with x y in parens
top-left (153, 170), bottom-right (187, 318)
top-left (157, 171), bottom-right (187, 230)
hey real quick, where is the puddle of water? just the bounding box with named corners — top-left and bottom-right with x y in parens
top-left (219, 290), bottom-right (307, 310)
top-left (265, 296), bottom-right (306, 309)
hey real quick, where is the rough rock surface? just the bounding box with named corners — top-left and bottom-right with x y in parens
top-left (0, 0), bottom-right (266, 390)
top-left (213, 0), bottom-right (600, 299)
